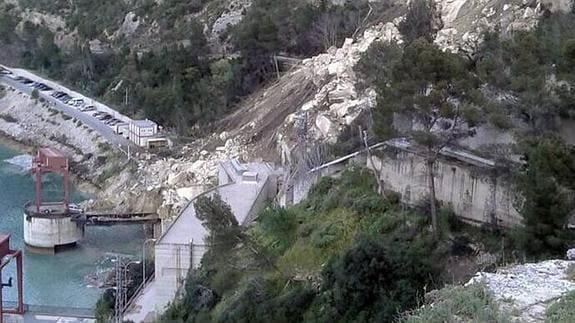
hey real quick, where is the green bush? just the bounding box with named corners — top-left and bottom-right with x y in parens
top-left (253, 206), bottom-right (299, 258)
top-left (546, 291), bottom-right (575, 323)
top-left (307, 235), bottom-right (440, 323)
top-left (401, 284), bottom-right (510, 322)
top-left (303, 167), bottom-right (389, 214)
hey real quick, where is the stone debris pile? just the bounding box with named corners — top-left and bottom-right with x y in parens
top-left (131, 137), bottom-right (245, 217)
top-left (467, 260), bottom-right (575, 321)
top-left (277, 22), bottom-right (402, 151)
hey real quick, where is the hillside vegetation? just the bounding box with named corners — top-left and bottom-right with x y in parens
top-left (152, 7), bottom-right (575, 322)
top-left (357, 8), bottom-right (575, 257)
top-left (156, 168), bottom-right (521, 322)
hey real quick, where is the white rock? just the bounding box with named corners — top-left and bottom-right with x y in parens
top-left (315, 115), bottom-right (334, 138)
top-left (467, 260), bottom-right (575, 321)
top-left (329, 83), bottom-right (357, 103)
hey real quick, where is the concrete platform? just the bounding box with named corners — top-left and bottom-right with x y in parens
top-left (23, 203), bottom-right (84, 252)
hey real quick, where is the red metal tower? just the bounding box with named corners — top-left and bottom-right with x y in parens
top-left (31, 148), bottom-right (70, 213)
top-left (0, 234), bottom-right (24, 322)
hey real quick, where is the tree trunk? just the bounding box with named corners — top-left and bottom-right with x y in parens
top-left (361, 128), bottom-right (385, 197)
top-left (427, 159), bottom-right (439, 239)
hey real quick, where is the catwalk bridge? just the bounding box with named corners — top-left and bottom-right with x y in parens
top-left (70, 212), bottom-right (160, 226)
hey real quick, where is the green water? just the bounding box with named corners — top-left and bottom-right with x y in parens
top-left (0, 143), bottom-right (144, 310)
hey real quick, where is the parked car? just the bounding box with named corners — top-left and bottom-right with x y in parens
top-left (32, 83), bottom-right (52, 91)
top-left (59, 94), bottom-right (71, 101)
top-left (80, 105), bottom-right (96, 112)
top-left (98, 114), bottom-right (112, 121)
top-left (67, 98), bottom-right (84, 107)
top-left (68, 204), bottom-right (83, 213)
top-left (0, 68), bottom-right (11, 75)
top-left (105, 118), bottom-right (121, 125)
top-left (20, 78), bottom-right (33, 84)
top-left (93, 111), bottom-right (105, 117)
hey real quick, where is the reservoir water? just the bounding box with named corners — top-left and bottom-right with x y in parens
top-left (0, 143), bottom-right (144, 310)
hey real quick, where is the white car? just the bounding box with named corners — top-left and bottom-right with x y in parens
top-left (67, 98), bottom-right (84, 107)
top-left (80, 105), bottom-right (96, 112)
top-left (68, 204), bottom-right (83, 213)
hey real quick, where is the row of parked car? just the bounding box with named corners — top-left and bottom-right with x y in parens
top-left (7, 72), bottom-right (127, 128)
top-left (0, 67), bottom-right (12, 75)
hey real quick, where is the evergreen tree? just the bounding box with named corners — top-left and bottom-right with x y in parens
top-left (373, 39), bottom-right (482, 238)
top-left (515, 135), bottom-right (575, 257)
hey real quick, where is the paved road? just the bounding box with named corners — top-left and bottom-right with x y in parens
top-left (0, 70), bottom-right (132, 151)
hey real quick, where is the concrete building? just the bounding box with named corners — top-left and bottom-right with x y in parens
top-left (125, 159), bottom-right (282, 320)
top-left (114, 123), bottom-right (129, 139)
top-left (373, 139), bottom-right (522, 227)
top-left (285, 139), bottom-right (522, 228)
top-left (128, 120), bottom-right (159, 147)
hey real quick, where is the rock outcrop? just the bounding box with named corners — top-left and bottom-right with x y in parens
top-left (468, 260), bottom-right (575, 322)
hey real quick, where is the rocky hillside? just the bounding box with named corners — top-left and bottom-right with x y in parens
top-left (1, 0), bottom-right (573, 220)
top-left (217, 0), bottom-right (574, 164)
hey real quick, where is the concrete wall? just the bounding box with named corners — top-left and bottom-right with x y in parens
top-left (242, 174), bottom-right (275, 225)
top-left (154, 242), bottom-right (185, 312)
top-left (284, 143), bottom-right (522, 228)
top-left (370, 150), bottom-right (522, 227)
top-left (23, 214), bottom-right (84, 248)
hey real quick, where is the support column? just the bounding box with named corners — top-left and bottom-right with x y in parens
top-left (15, 252), bottom-right (23, 314)
top-left (35, 171), bottom-right (42, 213)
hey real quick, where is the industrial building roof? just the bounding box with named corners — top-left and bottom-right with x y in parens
top-left (131, 119), bottom-right (157, 128)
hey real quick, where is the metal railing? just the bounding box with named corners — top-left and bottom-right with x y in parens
top-left (122, 269), bottom-right (155, 315)
top-left (1, 301), bottom-right (94, 318)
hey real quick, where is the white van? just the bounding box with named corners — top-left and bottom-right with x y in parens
top-left (67, 98), bottom-right (84, 107)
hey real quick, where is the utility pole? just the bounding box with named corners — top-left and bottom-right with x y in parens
top-left (114, 257), bottom-right (128, 323)
top-left (360, 127), bottom-right (385, 197)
